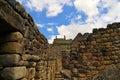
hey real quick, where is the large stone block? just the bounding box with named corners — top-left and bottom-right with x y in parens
top-left (0, 32), bottom-right (23, 43)
top-left (0, 42), bottom-right (23, 54)
top-left (0, 67), bottom-right (27, 80)
top-left (7, 32), bottom-right (23, 42)
top-left (0, 0), bottom-right (26, 34)
top-left (22, 54), bottom-right (40, 62)
top-left (0, 54), bottom-right (20, 67)
top-left (18, 61), bottom-right (36, 67)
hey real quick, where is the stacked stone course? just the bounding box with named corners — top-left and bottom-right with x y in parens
top-left (70, 22), bottom-right (120, 80)
top-left (0, 0), bottom-right (48, 80)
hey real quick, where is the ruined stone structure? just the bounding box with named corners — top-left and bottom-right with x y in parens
top-left (53, 36), bottom-right (72, 45)
top-left (70, 23), bottom-right (120, 80)
top-left (50, 36), bottom-right (72, 80)
top-left (0, 0), bottom-right (48, 80)
top-left (0, 0), bottom-right (120, 80)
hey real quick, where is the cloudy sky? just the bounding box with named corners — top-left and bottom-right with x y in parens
top-left (17, 0), bottom-right (120, 43)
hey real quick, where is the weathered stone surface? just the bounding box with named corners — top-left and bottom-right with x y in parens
top-left (70, 22), bottom-right (120, 79)
top-left (72, 68), bottom-right (78, 73)
top-left (93, 64), bottom-right (120, 80)
top-left (27, 68), bottom-right (36, 80)
top-left (0, 32), bottom-right (23, 43)
top-left (8, 31), bottom-right (23, 42)
top-left (0, 54), bottom-right (20, 66)
top-left (0, 0), bottom-right (120, 80)
top-left (35, 71), bottom-right (41, 79)
top-left (18, 61), bottom-right (36, 67)
top-left (0, 42), bottom-right (23, 54)
top-left (0, 0), bottom-right (48, 80)
top-left (78, 74), bottom-right (86, 78)
top-left (0, 0), bottom-right (25, 33)
top-left (22, 54), bottom-right (40, 61)
top-left (21, 78), bottom-right (27, 80)
top-left (0, 67), bottom-right (27, 80)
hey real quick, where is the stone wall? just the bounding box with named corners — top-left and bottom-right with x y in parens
top-left (1, 0), bottom-right (120, 80)
top-left (70, 22), bottom-right (120, 80)
top-left (0, 0), bottom-right (48, 80)
top-left (49, 41), bottom-right (71, 80)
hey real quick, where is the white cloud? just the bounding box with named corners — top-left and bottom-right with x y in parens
top-left (100, 2), bottom-right (120, 23)
top-left (25, 0), bottom-right (73, 17)
top-left (46, 3), bottom-right (63, 17)
top-left (47, 28), bottom-right (53, 32)
top-left (48, 0), bottom-right (120, 43)
top-left (18, 0), bottom-right (120, 43)
top-left (36, 23), bottom-right (44, 28)
top-left (74, 0), bottom-right (99, 18)
top-left (48, 21), bottom-right (106, 43)
top-left (48, 35), bottom-right (56, 44)
top-left (57, 22), bottom-right (106, 39)
top-left (16, 0), bottom-right (23, 3)
top-left (17, 0), bottom-right (28, 5)
top-left (75, 15), bottom-right (82, 20)
top-left (48, 23), bottom-right (56, 25)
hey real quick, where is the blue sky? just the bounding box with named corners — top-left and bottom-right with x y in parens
top-left (17, 0), bottom-right (120, 43)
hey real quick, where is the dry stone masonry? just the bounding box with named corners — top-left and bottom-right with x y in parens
top-left (0, 0), bottom-right (48, 80)
top-left (70, 23), bottom-right (120, 80)
top-left (49, 36), bottom-right (72, 80)
top-left (0, 0), bottom-right (120, 80)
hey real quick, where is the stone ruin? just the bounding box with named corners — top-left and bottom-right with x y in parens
top-left (0, 0), bottom-right (48, 80)
top-left (70, 23), bottom-right (120, 80)
top-left (0, 0), bottom-right (120, 80)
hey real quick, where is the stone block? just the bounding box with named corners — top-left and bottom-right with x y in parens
top-left (104, 56), bottom-right (110, 60)
top-left (78, 74), bottom-right (86, 78)
top-left (72, 77), bottom-right (78, 80)
top-left (18, 61), bottom-right (36, 67)
top-left (110, 32), bottom-right (117, 37)
top-left (72, 68), bottom-right (78, 73)
top-left (79, 45), bottom-right (86, 48)
top-left (101, 61), bottom-right (112, 65)
top-left (27, 68), bottom-right (36, 80)
top-left (91, 41), bottom-right (96, 45)
top-left (0, 42), bottom-right (23, 54)
top-left (103, 34), bottom-right (110, 37)
top-left (0, 67), bottom-right (27, 80)
top-left (96, 65), bottom-right (105, 71)
top-left (36, 65), bottom-right (44, 71)
top-left (92, 61), bottom-right (100, 67)
top-left (0, 54), bottom-right (20, 66)
top-left (110, 55), bottom-right (119, 60)
top-left (91, 70), bottom-right (99, 75)
top-left (22, 54), bottom-right (40, 62)
top-left (88, 66), bottom-right (96, 70)
top-left (0, 32), bottom-right (23, 43)
top-left (21, 78), bottom-right (27, 80)
top-left (78, 69), bottom-right (89, 73)
top-left (35, 71), bottom-right (41, 79)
